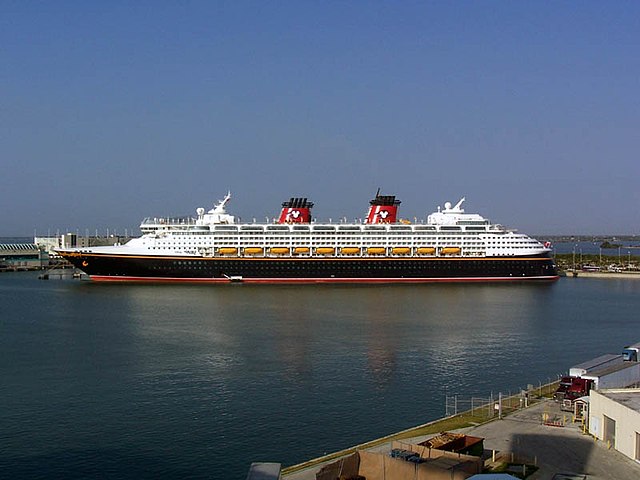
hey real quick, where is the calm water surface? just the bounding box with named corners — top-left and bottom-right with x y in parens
top-left (2, 273), bottom-right (640, 479)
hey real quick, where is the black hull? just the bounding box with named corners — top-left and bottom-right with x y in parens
top-left (60, 252), bottom-right (559, 283)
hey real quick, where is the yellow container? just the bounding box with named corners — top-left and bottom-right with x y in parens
top-left (367, 247), bottom-right (386, 255)
top-left (218, 247), bottom-right (238, 255)
top-left (294, 247), bottom-right (310, 254)
top-left (244, 247), bottom-right (264, 255)
top-left (416, 247), bottom-right (436, 255)
top-left (341, 247), bottom-right (360, 255)
top-left (316, 247), bottom-right (335, 255)
top-left (391, 247), bottom-right (411, 255)
top-left (441, 247), bottom-right (461, 255)
top-left (270, 247), bottom-right (290, 255)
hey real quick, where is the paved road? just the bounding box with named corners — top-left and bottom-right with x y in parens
top-left (455, 399), bottom-right (640, 479)
top-left (284, 399), bottom-right (640, 480)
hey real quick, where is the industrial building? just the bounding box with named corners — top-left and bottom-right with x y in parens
top-left (34, 234), bottom-right (132, 257)
top-left (0, 243), bottom-right (48, 270)
top-left (588, 388), bottom-right (640, 463)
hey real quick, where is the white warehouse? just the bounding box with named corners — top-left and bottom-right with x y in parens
top-left (589, 388), bottom-right (640, 462)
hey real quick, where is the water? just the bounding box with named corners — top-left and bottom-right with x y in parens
top-left (2, 273), bottom-right (640, 479)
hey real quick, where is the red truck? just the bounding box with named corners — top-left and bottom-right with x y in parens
top-left (553, 376), bottom-right (573, 402)
top-left (555, 377), bottom-right (593, 411)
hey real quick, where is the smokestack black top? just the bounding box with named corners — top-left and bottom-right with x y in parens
top-left (282, 197), bottom-right (314, 208)
top-left (369, 193), bottom-right (401, 206)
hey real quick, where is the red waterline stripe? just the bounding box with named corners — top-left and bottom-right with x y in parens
top-left (89, 275), bottom-right (560, 284)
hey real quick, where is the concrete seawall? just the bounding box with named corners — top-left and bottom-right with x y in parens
top-left (564, 271), bottom-right (640, 279)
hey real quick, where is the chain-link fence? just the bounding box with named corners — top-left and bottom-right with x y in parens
top-left (445, 380), bottom-right (558, 421)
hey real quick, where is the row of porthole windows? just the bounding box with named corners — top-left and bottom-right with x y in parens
top-left (163, 260), bottom-right (544, 270)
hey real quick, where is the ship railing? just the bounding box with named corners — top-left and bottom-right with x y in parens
top-left (140, 216), bottom-right (197, 226)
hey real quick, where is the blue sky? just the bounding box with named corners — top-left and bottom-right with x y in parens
top-left (2, 1), bottom-right (639, 236)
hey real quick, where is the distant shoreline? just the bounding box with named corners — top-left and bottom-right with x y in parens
top-left (563, 270), bottom-right (640, 279)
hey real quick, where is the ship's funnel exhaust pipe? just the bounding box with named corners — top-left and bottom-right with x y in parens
top-left (277, 197), bottom-right (314, 223)
top-left (365, 190), bottom-right (401, 224)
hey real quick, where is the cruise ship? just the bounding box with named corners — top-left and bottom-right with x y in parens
top-left (56, 192), bottom-right (558, 283)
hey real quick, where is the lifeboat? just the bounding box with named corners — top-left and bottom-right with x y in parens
top-left (270, 247), bottom-right (290, 255)
top-left (244, 247), bottom-right (264, 256)
top-left (218, 247), bottom-right (238, 255)
top-left (341, 247), bottom-right (360, 255)
top-left (367, 247), bottom-right (386, 255)
top-left (293, 247), bottom-right (310, 254)
top-left (391, 247), bottom-right (411, 255)
top-left (416, 247), bottom-right (436, 255)
top-left (316, 247), bottom-right (335, 255)
top-left (441, 247), bottom-right (461, 255)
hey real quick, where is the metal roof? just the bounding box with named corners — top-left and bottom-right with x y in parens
top-left (0, 243), bottom-right (39, 251)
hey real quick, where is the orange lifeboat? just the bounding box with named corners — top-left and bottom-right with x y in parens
top-left (315, 247), bottom-right (335, 255)
top-left (441, 247), bottom-right (461, 255)
top-left (270, 247), bottom-right (290, 255)
top-left (416, 247), bottom-right (436, 255)
top-left (391, 247), bottom-right (411, 255)
top-left (244, 247), bottom-right (264, 256)
top-left (367, 247), bottom-right (386, 255)
top-left (218, 247), bottom-right (238, 255)
top-left (293, 247), bottom-right (310, 254)
top-left (341, 247), bottom-right (360, 255)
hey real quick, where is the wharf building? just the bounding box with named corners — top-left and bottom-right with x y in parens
top-left (0, 243), bottom-right (48, 270)
top-left (0, 234), bottom-right (132, 271)
top-left (34, 233), bottom-right (132, 257)
top-left (589, 388), bottom-right (640, 463)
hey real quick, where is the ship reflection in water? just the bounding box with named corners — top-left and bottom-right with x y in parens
top-left (119, 282), bottom-right (556, 392)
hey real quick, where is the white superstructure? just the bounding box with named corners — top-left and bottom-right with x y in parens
top-left (85, 195), bottom-right (550, 259)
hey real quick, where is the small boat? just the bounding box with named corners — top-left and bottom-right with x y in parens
top-left (341, 247), bottom-right (360, 255)
top-left (218, 247), bottom-right (238, 255)
top-left (244, 247), bottom-right (264, 255)
top-left (367, 247), bottom-right (386, 255)
top-left (416, 247), bottom-right (436, 255)
top-left (391, 247), bottom-right (411, 255)
top-left (441, 247), bottom-right (461, 255)
top-left (293, 247), bottom-right (310, 254)
top-left (270, 247), bottom-right (290, 255)
top-left (315, 247), bottom-right (335, 255)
